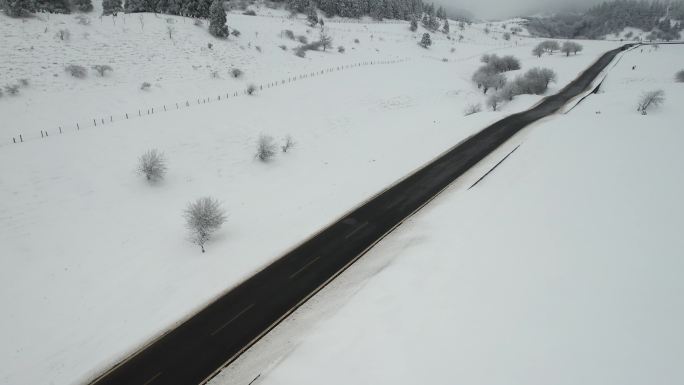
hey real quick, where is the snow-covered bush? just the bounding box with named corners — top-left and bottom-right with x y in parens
top-left (512, 68), bottom-right (556, 95)
top-left (283, 30), bottom-right (295, 40)
top-left (281, 135), bottom-right (295, 153)
top-left (295, 47), bottom-right (306, 57)
top-left (230, 68), bottom-right (243, 78)
top-left (243, 10), bottom-right (256, 15)
top-left (297, 35), bottom-right (308, 44)
top-left (140, 81), bottom-right (151, 90)
top-left (675, 70), bottom-right (684, 83)
top-left (246, 84), bottom-right (257, 95)
top-left (18, 78), bottom-right (29, 87)
top-left (410, 18), bottom-right (418, 31)
top-left (338, 45), bottom-right (345, 53)
top-left (637, 90), bottom-right (665, 115)
top-left (487, 92), bottom-right (504, 111)
top-left (256, 135), bottom-right (276, 161)
top-left (532, 44), bottom-right (544, 57)
top-left (231, 29), bottom-right (241, 37)
top-left (137, 149), bottom-right (167, 181)
top-left (4, 84), bottom-right (20, 95)
top-left (92, 65), bottom-right (113, 77)
top-left (279, 44), bottom-right (287, 51)
top-left (503, 32), bottom-right (511, 40)
top-left (464, 103), bottom-right (482, 116)
top-left (210, 70), bottom-right (220, 79)
top-left (184, 197), bottom-right (226, 253)
top-left (354, 38), bottom-right (360, 44)
top-left (75, 15), bottom-right (91, 25)
top-left (193, 18), bottom-right (203, 26)
top-left (65, 64), bottom-right (87, 78)
top-left (472, 68), bottom-right (506, 94)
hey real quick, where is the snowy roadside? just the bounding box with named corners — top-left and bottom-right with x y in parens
top-left (210, 44), bottom-right (684, 385)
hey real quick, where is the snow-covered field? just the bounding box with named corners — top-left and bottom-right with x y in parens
top-left (211, 43), bottom-right (684, 385)
top-left (0, 4), bottom-right (626, 385)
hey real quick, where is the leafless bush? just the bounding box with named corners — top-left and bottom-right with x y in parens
top-left (140, 82), bottom-right (151, 91)
top-left (193, 18), bottom-right (203, 26)
top-left (464, 103), bottom-right (482, 116)
top-left (256, 135), bottom-right (276, 161)
top-left (255, 45), bottom-right (262, 52)
top-left (75, 15), bottom-right (91, 25)
top-left (92, 64), bottom-right (113, 77)
top-left (281, 135), bottom-right (295, 153)
top-left (637, 90), bottom-right (665, 115)
top-left (231, 29), bottom-right (241, 37)
top-left (246, 84), bottom-right (257, 95)
top-left (65, 64), bottom-right (87, 78)
top-left (210, 70), bottom-right (220, 79)
top-left (561, 41), bottom-right (583, 56)
top-left (676, 70), bottom-right (684, 83)
top-left (184, 197), bottom-right (226, 253)
top-left (230, 68), bottom-right (243, 78)
top-left (138, 149), bottom-right (167, 181)
top-left (243, 10), bottom-right (256, 15)
top-left (503, 32), bottom-right (511, 40)
top-left (297, 35), bottom-right (308, 44)
top-left (283, 29), bottom-right (295, 40)
top-left (354, 38), bottom-right (360, 44)
top-left (450, 47), bottom-right (456, 53)
top-left (279, 44), bottom-right (287, 51)
top-left (295, 47), bottom-right (306, 57)
top-left (442, 58), bottom-right (448, 62)
top-left (167, 25), bottom-right (176, 39)
top-left (486, 92), bottom-right (504, 111)
top-left (4, 84), bottom-right (20, 95)
top-left (19, 78), bottom-right (29, 87)
top-left (56, 29), bottom-right (71, 41)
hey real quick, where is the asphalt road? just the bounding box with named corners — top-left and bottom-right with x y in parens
top-left (89, 43), bottom-right (636, 385)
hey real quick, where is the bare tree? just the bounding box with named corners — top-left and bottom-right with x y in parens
top-left (230, 68), bottom-right (243, 78)
top-left (532, 44), bottom-right (544, 57)
top-left (281, 135), bottom-right (295, 153)
top-left (92, 64), bottom-right (113, 77)
top-left (138, 149), bottom-right (167, 181)
top-left (319, 30), bottom-right (333, 51)
top-left (65, 64), bottom-right (87, 78)
top-left (246, 84), bottom-right (257, 95)
top-left (561, 41), bottom-right (583, 56)
top-left (56, 29), bottom-right (71, 41)
top-left (184, 197), bottom-right (226, 253)
top-left (4, 84), bottom-right (20, 95)
top-left (637, 90), bottom-right (665, 115)
top-left (167, 25), bottom-right (176, 39)
top-left (256, 135), bottom-right (276, 161)
top-left (486, 92), bottom-right (504, 111)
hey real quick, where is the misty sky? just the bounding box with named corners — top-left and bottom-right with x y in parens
top-left (434, 0), bottom-right (606, 19)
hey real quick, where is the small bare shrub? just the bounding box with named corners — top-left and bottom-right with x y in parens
top-left (193, 18), bottom-right (203, 26)
top-left (140, 82), bottom-right (152, 90)
top-left (230, 68), bottom-right (243, 78)
top-left (637, 90), bottom-right (665, 115)
top-left (283, 29), bottom-right (295, 40)
top-left (256, 135), bottom-right (276, 161)
top-left (464, 103), bottom-right (482, 116)
top-left (295, 47), bottom-right (306, 57)
top-left (281, 135), bottom-right (295, 153)
top-left (243, 10), bottom-right (256, 15)
top-left (255, 45), bottom-right (262, 52)
top-left (231, 29), bottom-right (241, 37)
top-left (184, 197), bottom-right (226, 253)
top-left (297, 35), bottom-right (308, 44)
top-left (246, 84), bottom-right (257, 95)
top-left (442, 58), bottom-right (448, 62)
top-left (138, 149), bottom-right (167, 181)
top-left (354, 38), bottom-right (360, 44)
top-left (92, 65), bottom-right (113, 77)
top-left (19, 78), bottom-right (29, 87)
top-left (338, 45), bottom-right (345, 53)
top-left (56, 29), bottom-right (71, 41)
top-left (75, 15), bottom-right (91, 25)
top-left (65, 64), bottom-right (87, 78)
top-left (210, 70), bottom-right (220, 79)
top-left (279, 44), bottom-right (287, 50)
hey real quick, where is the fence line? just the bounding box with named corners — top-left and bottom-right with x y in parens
top-left (7, 57), bottom-right (411, 146)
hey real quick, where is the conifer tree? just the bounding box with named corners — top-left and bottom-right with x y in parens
top-left (306, 1), bottom-right (318, 26)
top-left (443, 18), bottom-right (449, 33)
top-left (4, 0), bottom-right (35, 16)
top-left (72, 0), bottom-right (92, 12)
top-left (102, 0), bottom-right (122, 14)
top-left (208, 0), bottom-right (228, 37)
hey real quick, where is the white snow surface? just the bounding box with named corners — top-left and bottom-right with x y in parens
top-left (0, 5), bottom-right (625, 385)
top-left (211, 44), bottom-right (684, 385)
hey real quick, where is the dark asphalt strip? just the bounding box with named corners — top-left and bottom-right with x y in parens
top-left (89, 43), bottom-right (638, 385)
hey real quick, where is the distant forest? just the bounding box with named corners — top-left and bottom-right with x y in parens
top-left (525, 0), bottom-right (684, 40)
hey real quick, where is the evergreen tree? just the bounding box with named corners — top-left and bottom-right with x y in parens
top-left (72, 0), bottom-right (92, 12)
top-left (197, 0), bottom-right (211, 17)
top-left (181, 0), bottom-right (199, 16)
top-left (436, 5), bottom-right (445, 19)
top-left (208, 0), bottom-right (228, 37)
top-left (102, 0), bottom-right (122, 14)
top-left (36, 0), bottom-right (70, 13)
top-left (3, 0), bottom-right (35, 16)
top-left (419, 32), bottom-right (431, 48)
top-left (306, 1), bottom-right (318, 26)
top-left (319, 29), bottom-right (333, 50)
top-left (166, 0), bottom-right (181, 14)
top-left (442, 18), bottom-right (449, 33)
top-left (124, 0), bottom-right (149, 13)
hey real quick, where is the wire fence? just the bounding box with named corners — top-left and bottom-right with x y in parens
top-left (7, 57), bottom-right (410, 146)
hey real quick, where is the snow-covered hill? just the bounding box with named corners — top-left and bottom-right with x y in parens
top-left (0, 4), bottom-right (623, 384)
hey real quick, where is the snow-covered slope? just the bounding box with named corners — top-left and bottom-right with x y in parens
top-left (0, 4), bottom-right (623, 385)
top-left (210, 44), bottom-right (684, 385)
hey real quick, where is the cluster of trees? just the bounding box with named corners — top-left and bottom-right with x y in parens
top-left (2, 0), bottom-right (91, 16)
top-left (532, 40), bottom-right (583, 57)
top-left (472, 54), bottom-right (521, 94)
top-left (525, 0), bottom-right (684, 40)
top-left (285, 0), bottom-right (426, 21)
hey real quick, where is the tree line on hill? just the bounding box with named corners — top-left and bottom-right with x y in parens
top-left (525, 0), bottom-right (683, 40)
